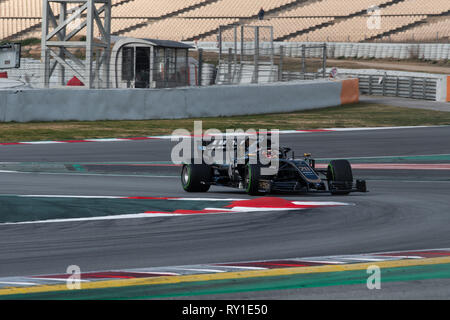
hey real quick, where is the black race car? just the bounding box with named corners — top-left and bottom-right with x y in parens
top-left (180, 137), bottom-right (367, 196)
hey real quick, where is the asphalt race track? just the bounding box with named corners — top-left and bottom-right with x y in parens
top-left (0, 126), bottom-right (450, 299)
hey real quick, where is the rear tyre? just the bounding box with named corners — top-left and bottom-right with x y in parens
top-left (245, 164), bottom-right (264, 196)
top-left (328, 160), bottom-right (353, 195)
top-left (181, 163), bottom-right (211, 192)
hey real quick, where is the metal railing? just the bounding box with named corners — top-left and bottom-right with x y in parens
top-left (340, 73), bottom-right (438, 101)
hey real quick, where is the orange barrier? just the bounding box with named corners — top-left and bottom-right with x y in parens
top-left (340, 78), bottom-right (359, 105)
top-left (447, 76), bottom-right (450, 102)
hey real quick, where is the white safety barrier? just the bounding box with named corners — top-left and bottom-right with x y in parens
top-left (193, 42), bottom-right (450, 61)
top-left (331, 68), bottom-right (450, 102)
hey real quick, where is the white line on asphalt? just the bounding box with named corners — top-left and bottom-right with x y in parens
top-left (338, 257), bottom-right (397, 262)
top-left (367, 179), bottom-right (450, 183)
top-left (292, 201), bottom-right (353, 206)
top-left (318, 153), bottom-right (450, 160)
top-left (170, 268), bottom-right (227, 273)
top-left (119, 271), bottom-right (180, 276)
top-left (18, 195), bottom-right (125, 199)
top-left (19, 141), bottom-right (65, 145)
top-left (0, 171), bottom-right (178, 178)
top-left (11, 195), bottom-right (245, 201)
top-left (295, 260), bottom-right (345, 264)
top-left (0, 213), bottom-right (182, 225)
top-left (30, 278), bottom-right (90, 282)
top-left (84, 139), bottom-right (128, 142)
top-left (328, 125), bottom-right (444, 131)
top-left (212, 266), bottom-right (266, 270)
top-left (0, 281), bottom-right (38, 286)
top-left (375, 255), bottom-right (423, 259)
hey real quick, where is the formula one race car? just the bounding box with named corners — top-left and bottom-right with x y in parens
top-left (180, 137), bottom-right (367, 196)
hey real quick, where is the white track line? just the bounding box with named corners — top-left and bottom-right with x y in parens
top-left (170, 268), bottom-right (227, 273)
top-left (338, 257), bottom-right (397, 262)
top-left (30, 278), bottom-right (90, 282)
top-left (328, 125), bottom-right (443, 131)
top-left (296, 260), bottom-right (345, 264)
top-left (212, 266), bottom-right (266, 270)
top-left (0, 281), bottom-right (38, 286)
top-left (14, 195), bottom-right (245, 201)
top-left (0, 171), bottom-right (179, 178)
top-left (0, 213), bottom-right (183, 225)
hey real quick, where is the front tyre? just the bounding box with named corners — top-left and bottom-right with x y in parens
top-left (328, 160), bottom-right (353, 195)
top-left (245, 164), bottom-right (265, 196)
top-left (181, 163), bottom-right (211, 192)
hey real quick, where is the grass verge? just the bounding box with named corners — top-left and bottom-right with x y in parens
top-left (0, 103), bottom-right (450, 143)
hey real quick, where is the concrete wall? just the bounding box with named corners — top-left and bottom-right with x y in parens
top-left (0, 79), bottom-right (358, 122)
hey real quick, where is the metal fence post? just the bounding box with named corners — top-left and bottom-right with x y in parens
top-left (301, 44), bottom-right (306, 75)
top-left (396, 76), bottom-right (399, 97)
top-left (234, 25), bottom-right (238, 80)
top-left (240, 25), bottom-right (244, 63)
top-left (423, 78), bottom-right (427, 99)
top-left (58, 1), bottom-right (67, 86)
top-left (198, 48), bottom-right (203, 86)
top-left (185, 49), bottom-right (189, 87)
top-left (278, 46), bottom-right (284, 82)
top-left (218, 26), bottom-right (222, 62)
top-left (253, 26), bottom-right (259, 84)
top-left (409, 77), bottom-right (413, 98)
top-left (322, 43), bottom-right (327, 78)
top-left (41, 0), bottom-right (50, 88)
top-left (228, 47), bottom-right (233, 84)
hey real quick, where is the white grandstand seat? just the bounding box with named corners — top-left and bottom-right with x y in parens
top-left (291, 15), bottom-right (427, 42)
top-left (279, 0), bottom-right (393, 17)
top-left (180, 0), bottom-right (298, 18)
top-left (122, 18), bottom-right (238, 41)
top-left (381, 0), bottom-right (450, 15)
top-left (381, 17), bottom-right (450, 42)
top-left (1, 0), bottom-right (449, 43)
top-left (112, 0), bottom-right (210, 17)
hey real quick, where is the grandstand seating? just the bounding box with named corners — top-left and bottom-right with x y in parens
top-left (381, 17), bottom-right (450, 42)
top-left (124, 18), bottom-right (239, 41)
top-left (291, 15), bottom-right (427, 42)
top-left (180, 0), bottom-right (298, 18)
top-left (380, 0), bottom-right (450, 15)
top-left (247, 17), bottom-right (333, 39)
top-left (1, 0), bottom-right (450, 43)
top-left (112, 0), bottom-right (210, 18)
top-left (279, 0), bottom-right (393, 17)
top-left (0, 0), bottom-right (124, 17)
top-left (201, 17), bottom-right (334, 41)
top-left (0, 0), bottom-right (53, 17)
top-left (0, 18), bottom-right (40, 39)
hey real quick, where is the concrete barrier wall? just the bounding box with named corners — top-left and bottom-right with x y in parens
top-left (0, 79), bottom-right (358, 122)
